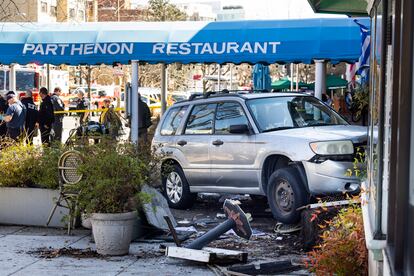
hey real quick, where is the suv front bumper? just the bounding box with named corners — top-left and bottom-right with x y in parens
top-left (302, 160), bottom-right (361, 195)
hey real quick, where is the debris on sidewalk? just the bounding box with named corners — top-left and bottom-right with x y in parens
top-left (167, 200), bottom-right (251, 264)
top-left (227, 260), bottom-right (302, 275)
top-left (27, 247), bottom-right (101, 259)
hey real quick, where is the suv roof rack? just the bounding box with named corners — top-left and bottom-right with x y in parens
top-left (186, 90), bottom-right (253, 102)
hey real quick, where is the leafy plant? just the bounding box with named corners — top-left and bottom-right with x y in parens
top-left (352, 85), bottom-right (369, 118)
top-left (346, 146), bottom-right (367, 180)
top-left (74, 140), bottom-right (150, 214)
top-left (0, 140), bottom-right (40, 187)
top-left (305, 205), bottom-right (368, 276)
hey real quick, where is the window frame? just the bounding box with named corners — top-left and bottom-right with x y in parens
top-left (160, 106), bottom-right (188, 136)
top-left (183, 103), bottom-right (218, 136)
top-left (213, 101), bottom-right (251, 136)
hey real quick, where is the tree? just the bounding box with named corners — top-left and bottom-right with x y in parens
top-left (0, 0), bottom-right (24, 21)
top-left (147, 0), bottom-right (187, 21)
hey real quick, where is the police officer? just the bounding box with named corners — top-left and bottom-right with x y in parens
top-left (0, 94), bottom-right (8, 137)
top-left (51, 87), bottom-right (65, 142)
top-left (21, 90), bottom-right (39, 144)
top-left (138, 93), bottom-right (152, 142)
top-left (38, 87), bottom-right (55, 146)
top-left (76, 88), bottom-right (89, 125)
top-left (2, 92), bottom-right (26, 140)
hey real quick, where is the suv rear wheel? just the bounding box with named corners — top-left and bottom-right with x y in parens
top-left (163, 164), bottom-right (196, 209)
top-left (267, 167), bottom-right (309, 224)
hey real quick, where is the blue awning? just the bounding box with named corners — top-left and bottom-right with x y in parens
top-left (0, 18), bottom-right (369, 65)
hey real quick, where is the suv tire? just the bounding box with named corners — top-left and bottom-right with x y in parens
top-left (267, 167), bottom-right (309, 224)
top-left (163, 164), bottom-right (196, 209)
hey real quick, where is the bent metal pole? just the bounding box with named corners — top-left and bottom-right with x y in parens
top-left (186, 199), bottom-right (252, 250)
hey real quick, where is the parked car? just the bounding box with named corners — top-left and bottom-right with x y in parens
top-left (153, 92), bottom-right (367, 224)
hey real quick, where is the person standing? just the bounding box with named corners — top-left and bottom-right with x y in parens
top-left (20, 90), bottom-right (39, 144)
top-left (100, 98), bottom-right (122, 139)
top-left (138, 93), bottom-right (152, 142)
top-left (38, 87), bottom-right (55, 146)
top-left (51, 87), bottom-right (65, 143)
top-left (0, 94), bottom-right (8, 138)
top-left (1, 92), bottom-right (26, 141)
top-left (76, 89), bottom-right (89, 125)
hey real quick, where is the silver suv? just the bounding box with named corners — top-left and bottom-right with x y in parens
top-left (153, 92), bottom-right (367, 223)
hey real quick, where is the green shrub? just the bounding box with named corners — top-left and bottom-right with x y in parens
top-left (0, 142), bottom-right (40, 187)
top-left (75, 140), bottom-right (149, 214)
top-left (34, 145), bottom-right (64, 189)
top-left (306, 205), bottom-right (368, 276)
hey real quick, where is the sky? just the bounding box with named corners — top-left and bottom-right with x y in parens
top-left (133, 0), bottom-right (345, 20)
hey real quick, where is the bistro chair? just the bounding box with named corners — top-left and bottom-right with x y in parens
top-left (46, 150), bottom-right (83, 235)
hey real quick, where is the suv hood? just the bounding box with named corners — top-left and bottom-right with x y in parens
top-left (263, 125), bottom-right (368, 144)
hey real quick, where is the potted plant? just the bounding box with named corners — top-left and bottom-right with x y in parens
top-left (75, 140), bottom-right (148, 256)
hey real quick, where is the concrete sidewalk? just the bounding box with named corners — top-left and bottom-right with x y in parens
top-left (0, 226), bottom-right (213, 276)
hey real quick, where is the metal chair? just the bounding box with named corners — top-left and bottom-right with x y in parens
top-left (46, 150), bottom-right (83, 235)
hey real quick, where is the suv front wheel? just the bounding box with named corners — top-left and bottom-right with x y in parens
top-left (267, 167), bottom-right (309, 224)
top-left (163, 164), bottom-right (196, 209)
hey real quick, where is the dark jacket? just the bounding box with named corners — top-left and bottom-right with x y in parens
top-left (51, 94), bottom-right (65, 118)
top-left (21, 97), bottom-right (39, 130)
top-left (0, 97), bottom-right (8, 136)
top-left (39, 95), bottom-right (55, 127)
top-left (138, 98), bottom-right (152, 129)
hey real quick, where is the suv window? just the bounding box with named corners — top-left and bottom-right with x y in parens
top-left (160, 106), bottom-right (187, 135)
top-left (215, 102), bottom-right (249, 134)
top-left (185, 103), bottom-right (217, 135)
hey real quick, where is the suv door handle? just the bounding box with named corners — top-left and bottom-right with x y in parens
top-left (212, 140), bottom-right (224, 146)
top-left (177, 140), bottom-right (187, 146)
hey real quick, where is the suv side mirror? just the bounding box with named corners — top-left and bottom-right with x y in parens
top-left (229, 124), bottom-right (250, 134)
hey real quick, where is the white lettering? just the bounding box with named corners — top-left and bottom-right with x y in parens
top-left (59, 44), bottom-right (69, 55)
top-left (240, 42), bottom-right (253, 53)
top-left (269, 42), bottom-right (281, 54)
top-left (84, 43), bottom-right (94, 55)
top-left (71, 44), bottom-right (83, 55)
top-left (121, 43), bottom-right (133, 54)
top-left (152, 43), bottom-right (165, 54)
top-left (107, 43), bottom-right (120, 54)
top-left (178, 43), bottom-right (191, 55)
top-left (200, 43), bottom-right (213, 54)
top-left (32, 44), bottom-right (44, 55)
top-left (227, 42), bottom-right (239, 54)
top-left (23, 44), bottom-right (35, 54)
top-left (192, 43), bottom-right (203, 54)
top-left (45, 44), bottom-right (58, 55)
top-left (95, 43), bottom-right (107, 54)
top-left (167, 43), bottom-right (178, 54)
top-left (213, 42), bottom-right (226, 54)
top-left (254, 42), bottom-right (267, 54)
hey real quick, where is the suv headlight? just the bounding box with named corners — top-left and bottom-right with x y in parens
top-left (309, 140), bottom-right (354, 155)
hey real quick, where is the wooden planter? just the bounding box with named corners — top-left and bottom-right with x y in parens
top-left (0, 187), bottom-right (68, 228)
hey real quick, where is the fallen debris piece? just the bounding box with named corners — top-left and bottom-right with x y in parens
top-left (186, 199), bottom-right (252, 250)
top-left (228, 260), bottom-right (301, 275)
top-left (166, 246), bottom-right (248, 264)
top-left (273, 222), bottom-right (302, 234)
top-left (177, 219), bottom-right (192, 227)
top-left (142, 185), bottom-right (177, 231)
top-left (216, 213), bottom-right (226, 219)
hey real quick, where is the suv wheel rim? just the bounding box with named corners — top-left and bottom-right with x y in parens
top-left (166, 172), bottom-right (183, 204)
top-left (274, 179), bottom-right (294, 214)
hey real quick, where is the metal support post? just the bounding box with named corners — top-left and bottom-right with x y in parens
top-left (314, 59), bottom-right (326, 100)
top-left (131, 60), bottom-right (139, 143)
top-left (9, 64), bottom-right (16, 92)
top-left (161, 63), bottom-right (167, 115)
top-left (217, 64), bottom-right (221, 91)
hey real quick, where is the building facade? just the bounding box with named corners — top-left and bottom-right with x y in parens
top-left (308, 0), bottom-right (414, 275)
top-left (1, 0), bottom-right (86, 22)
top-left (217, 6), bottom-right (245, 21)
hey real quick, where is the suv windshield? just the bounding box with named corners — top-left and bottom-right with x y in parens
top-left (246, 96), bottom-right (348, 132)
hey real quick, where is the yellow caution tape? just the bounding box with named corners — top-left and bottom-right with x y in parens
top-left (54, 106), bottom-right (160, 114)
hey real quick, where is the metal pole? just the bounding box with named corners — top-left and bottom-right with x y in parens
top-left (131, 60), bottom-right (139, 143)
top-left (87, 65), bottom-right (92, 104)
top-left (230, 64), bottom-right (233, 90)
top-left (46, 64), bottom-right (51, 92)
top-left (160, 63), bottom-right (167, 115)
top-left (186, 219), bottom-right (235, 250)
top-left (9, 64), bottom-right (16, 92)
top-left (217, 64), bottom-right (221, 91)
top-left (290, 63), bottom-right (294, 91)
top-left (295, 64), bottom-right (299, 91)
top-left (314, 60), bottom-right (326, 100)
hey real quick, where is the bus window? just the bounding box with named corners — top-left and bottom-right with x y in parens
top-left (16, 71), bottom-right (36, 91)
